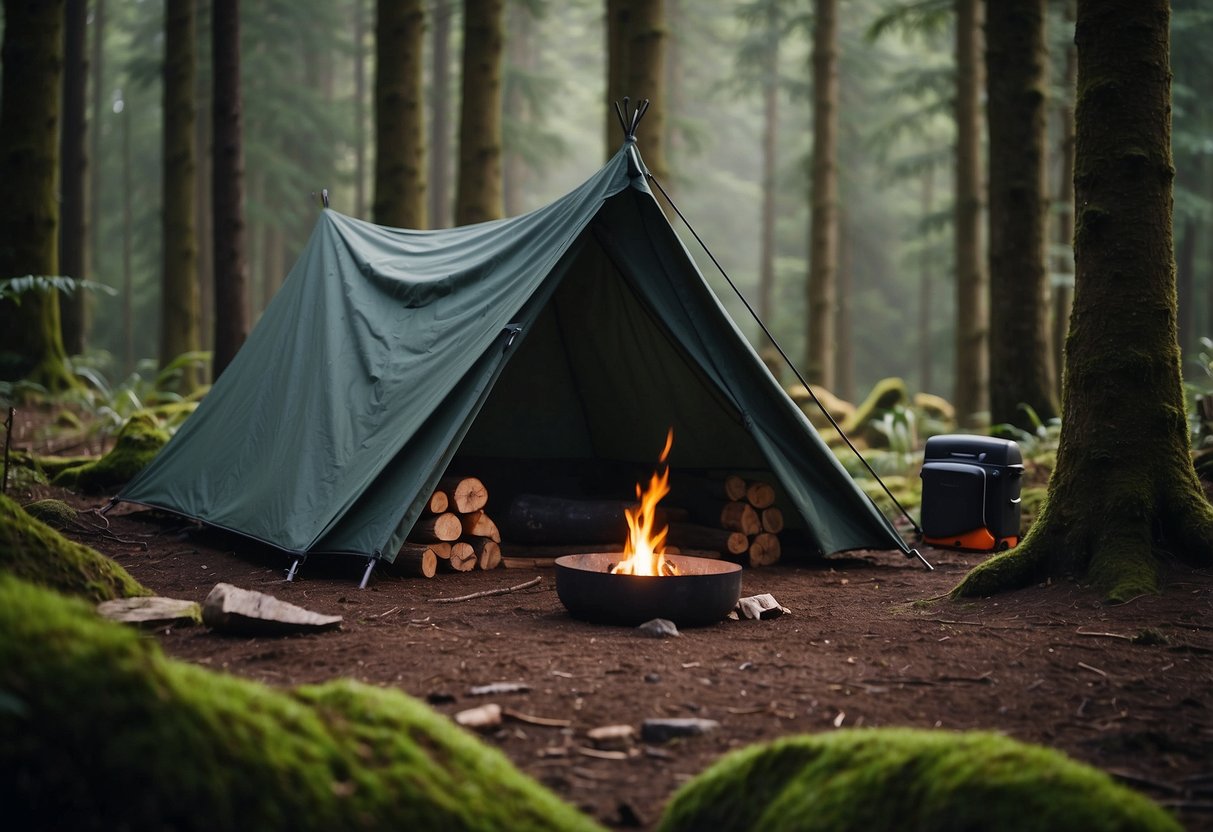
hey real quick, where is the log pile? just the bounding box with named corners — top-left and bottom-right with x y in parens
top-left (395, 476), bottom-right (502, 578)
top-left (686, 474), bottom-right (783, 568)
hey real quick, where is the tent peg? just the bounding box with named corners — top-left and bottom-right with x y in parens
top-left (358, 557), bottom-right (377, 590)
top-left (908, 549), bottom-right (934, 571)
top-left (285, 558), bottom-right (302, 582)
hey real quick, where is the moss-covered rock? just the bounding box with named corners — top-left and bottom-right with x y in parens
top-left (0, 494), bottom-right (147, 601)
top-left (657, 729), bottom-right (1179, 832)
top-left (787, 383), bottom-right (855, 431)
top-left (3, 450), bottom-right (49, 491)
top-left (22, 498), bottom-right (78, 530)
top-left (840, 378), bottom-right (910, 448)
top-left (0, 576), bottom-right (603, 832)
top-left (52, 410), bottom-right (169, 494)
top-left (34, 453), bottom-right (95, 479)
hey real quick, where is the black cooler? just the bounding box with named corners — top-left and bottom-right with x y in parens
top-left (919, 435), bottom-right (1023, 551)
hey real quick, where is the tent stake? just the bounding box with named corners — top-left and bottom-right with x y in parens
top-left (286, 558), bottom-right (301, 582)
top-left (358, 557), bottom-right (377, 590)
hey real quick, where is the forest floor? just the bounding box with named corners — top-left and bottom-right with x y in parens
top-left (12, 412), bottom-right (1213, 830)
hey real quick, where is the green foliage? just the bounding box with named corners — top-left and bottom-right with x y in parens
top-left (0, 575), bottom-right (602, 832)
top-left (0, 494), bottom-right (148, 601)
top-left (990, 404), bottom-right (1062, 464)
top-left (62, 351), bottom-right (207, 437)
top-left (52, 411), bottom-right (170, 494)
top-left (0, 275), bottom-right (119, 304)
top-left (657, 728), bottom-right (1180, 832)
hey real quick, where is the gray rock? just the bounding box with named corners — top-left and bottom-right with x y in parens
top-left (637, 618), bottom-right (680, 638)
top-left (641, 717), bottom-right (721, 743)
top-left (202, 583), bottom-right (341, 635)
top-left (97, 596), bottom-right (201, 628)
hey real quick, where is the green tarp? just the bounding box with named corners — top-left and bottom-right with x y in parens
top-left (118, 142), bottom-right (908, 564)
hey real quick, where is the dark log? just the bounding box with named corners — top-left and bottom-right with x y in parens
top-left (503, 493), bottom-right (687, 544)
top-left (666, 522), bottom-right (749, 556)
top-left (724, 474), bottom-right (748, 501)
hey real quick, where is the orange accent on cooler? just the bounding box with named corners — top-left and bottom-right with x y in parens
top-left (924, 528), bottom-right (1018, 552)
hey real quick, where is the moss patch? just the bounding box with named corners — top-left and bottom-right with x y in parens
top-left (0, 494), bottom-right (147, 601)
top-left (22, 498), bottom-right (77, 529)
top-left (657, 729), bottom-right (1179, 832)
top-left (840, 377), bottom-right (910, 447)
top-left (0, 576), bottom-right (603, 832)
top-left (52, 410), bottom-right (169, 494)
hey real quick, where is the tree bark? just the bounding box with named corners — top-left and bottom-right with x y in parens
top-left (918, 169), bottom-right (935, 394)
top-left (953, 0), bottom-right (988, 426)
top-left (59, 0), bottom-right (90, 356)
top-left (455, 0), bottom-right (504, 225)
top-left (605, 0), bottom-right (630, 156)
top-left (89, 0), bottom-right (105, 317)
top-left (0, 0), bottom-right (75, 390)
top-left (373, 0), bottom-right (427, 228)
top-left (985, 0), bottom-right (1056, 430)
top-left (1051, 3), bottom-right (1077, 398)
top-left (211, 0), bottom-right (251, 378)
top-left (757, 1), bottom-right (780, 367)
top-left (353, 0), bottom-right (368, 218)
top-left (806, 0), bottom-right (838, 391)
top-left (428, 0), bottom-right (453, 228)
top-left (955, 0), bottom-right (1213, 602)
top-left (161, 0), bottom-right (202, 392)
top-left (623, 0), bottom-right (666, 182)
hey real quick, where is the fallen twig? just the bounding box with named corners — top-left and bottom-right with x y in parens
top-left (503, 707), bottom-right (572, 728)
top-left (1076, 630), bottom-right (1133, 641)
top-left (1077, 661), bottom-right (1107, 677)
top-left (429, 576), bottom-right (542, 603)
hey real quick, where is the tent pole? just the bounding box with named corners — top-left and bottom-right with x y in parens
top-left (645, 172), bottom-right (927, 548)
top-left (358, 557), bottom-right (377, 590)
top-left (285, 558), bottom-right (302, 582)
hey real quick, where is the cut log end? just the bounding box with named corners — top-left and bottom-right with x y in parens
top-left (720, 501), bottom-right (761, 536)
top-left (440, 475), bottom-right (489, 513)
top-left (443, 541), bottom-right (477, 572)
top-left (396, 544), bottom-right (438, 578)
top-left (748, 532), bottom-right (781, 568)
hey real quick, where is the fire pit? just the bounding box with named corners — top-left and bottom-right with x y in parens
top-left (555, 553), bottom-right (742, 627)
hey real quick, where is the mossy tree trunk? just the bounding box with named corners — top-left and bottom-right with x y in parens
top-left (455, 0), bottom-right (504, 226)
top-left (211, 0), bottom-right (250, 378)
top-left (623, 0), bottom-right (666, 182)
top-left (161, 0), bottom-right (202, 392)
top-left (373, 0), bottom-right (427, 229)
top-left (756, 0), bottom-right (780, 365)
top-left (1051, 1), bottom-right (1076, 397)
top-left (59, 0), bottom-right (90, 357)
top-left (953, 0), bottom-right (988, 427)
top-left (0, 0), bottom-right (76, 391)
top-left (954, 0), bottom-right (1213, 602)
top-left (986, 0), bottom-right (1056, 430)
top-left (805, 0), bottom-right (838, 391)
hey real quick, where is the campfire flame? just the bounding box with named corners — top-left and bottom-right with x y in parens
top-left (610, 428), bottom-right (679, 577)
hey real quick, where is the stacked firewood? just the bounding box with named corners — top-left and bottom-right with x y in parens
top-left (674, 475), bottom-right (786, 567)
top-left (395, 476), bottom-right (502, 578)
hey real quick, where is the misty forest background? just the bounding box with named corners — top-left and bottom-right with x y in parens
top-left (8, 0), bottom-right (1213, 423)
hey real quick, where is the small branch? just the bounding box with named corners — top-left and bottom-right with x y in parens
top-left (428, 576), bottom-right (542, 604)
top-left (1076, 630), bottom-right (1133, 640)
top-left (1077, 661), bottom-right (1107, 677)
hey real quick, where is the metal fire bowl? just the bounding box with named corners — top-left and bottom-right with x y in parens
top-left (554, 553), bottom-right (743, 627)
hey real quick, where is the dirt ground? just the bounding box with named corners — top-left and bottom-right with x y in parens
top-left (27, 486), bottom-right (1210, 830)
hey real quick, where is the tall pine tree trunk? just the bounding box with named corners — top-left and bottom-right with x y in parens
top-left (805, 0), bottom-right (838, 390)
top-left (211, 0), bottom-right (250, 377)
top-left (428, 0), bottom-right (453, 228)
top-left (161, 0), bottom-right (201, 391)
top-left (120, 93), bottom-right (134, 374)
top-left (986, 0), bottom-right (1056, 429)
top-left (919, 169), bottom-right (935, 394)
top-left (353, 0), bottom-right (368, 218)
top-left (374, 0), bottom-right (427, 228)
top-left (455, 0), bottom-right (504, 225)
top-left (90, 0), bottom-right (105, 310)
top-left (502, 2), bottom-right (533, 217)
top-left (955, 0), bottom-right (1213, 602)
top-left (623, 0), bottom-right (666, 181)
top-left (953, 0), bottom-right (988, 426)
top-left (0, 0), bottom-right (75, 390)
top-left (605, 0), bottom-right (630, 156)
top-left (834, 211), bottom-right (854, 403)
top-left (756, 0), bottom-right (780, 368)
top-left (59, 0), bottom-right (89, 357)
top-left (1052, 3), bottom-right (1076, 397)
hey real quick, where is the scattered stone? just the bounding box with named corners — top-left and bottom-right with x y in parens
top-left (468, 681), bottom-right (531, 696)
top-left (586, 724), bottom-right (635, 751)
top-left (736, 593), bottom-right (789, 620)
top-left (97, 596), bottom-right (201, 629)
top-left (201, 583), bottom-right (342, 636)
top-left (454, 703), bottom-right (502, 731)
top-left (637, 618), bottom-right (680, 638)
top-left (644, 672), bottom-right (661, 683)
top-left (615, 800), bottom-right (645, 828)
top-left (425, 691), bottom-right (456, 705)
top-left (641, 717), bottom-right (721, 744)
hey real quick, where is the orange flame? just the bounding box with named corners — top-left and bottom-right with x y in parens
top-left (610, 428), bottom-right (678, 576)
